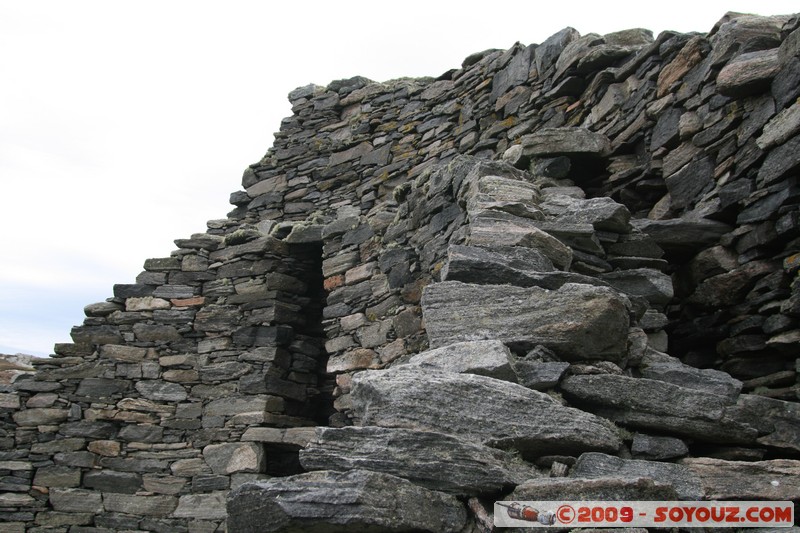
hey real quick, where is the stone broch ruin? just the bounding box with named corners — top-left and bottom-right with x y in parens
top-left (2, 11), bottom-right (800, 532)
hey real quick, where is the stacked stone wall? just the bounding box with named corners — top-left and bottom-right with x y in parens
top-left (1, 11), bottom-right (800, 532)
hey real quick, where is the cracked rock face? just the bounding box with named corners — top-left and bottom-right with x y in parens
top-left (225, 469), bottom-right (467, 533)
top-left (350, 366), bottom-right (622, 458)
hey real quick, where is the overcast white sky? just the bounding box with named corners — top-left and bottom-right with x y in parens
top-left (1, 1), bottom-right (797, 356)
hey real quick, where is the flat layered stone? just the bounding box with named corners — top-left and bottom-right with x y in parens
top-left (639, 359), bottom-right (742, 401)
top-left (301, 426), bottom-right (530, 495)
top-left (632, 218), bottom-right (731, 257)
top-left (351, 366), bottom-right (621, 458)
top-left (717, 49), bottom-right (780, 97)
top-left (510, 476), bottom-right (678, 501)
top-left (406, 340), bottom-right (516, 382)
top-left (681, 457), bottom-right (800, 500)
top-left (422, 281), bottom-right (630, 361)
top-left (561, 374), bottom-right (758, 445)
top-left (227, 469), bottom-right (467, 533)
top-left (520, 127), bottom-right (611, 157)
top-left (174, 491), bottom-right (228, 520)
top-left (599, 268), bottom-right (674, 306)
top-left (467, 212), bottom-right (572, 270)
top-left (203, 443), bottom-right (265, 475)
top-left (571, 452), bottom-right (702, 500)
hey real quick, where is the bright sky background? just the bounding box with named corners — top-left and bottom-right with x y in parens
top-left (1, 1), bottom-right (797, 357)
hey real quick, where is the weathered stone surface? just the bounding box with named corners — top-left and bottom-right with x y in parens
top-left (757, 100), bottom-right (800, 150)
top-left (717, 49), bottom-right (780, 97)
top-left (639, 359), bottom-right (742, 401)
top-left (301, 426), bottom-right (529, 495)
top-left (520, 127), bottom-right (611, 157)
top-left (599, 268), bottom-right (673, 306)
top-left (541, 194), bottom-right (631, 232)
top-left (571, 452), bottom-right (702, 500)
top-left (174, 491), bottom-right (228, 520)
top-left (535, 27), bottom-right (580, 74)
top-left (406, 340), bottom-right (516, 382)
top-left (83, 470), bottom-right (142, 494)
top-left (422, 281), bottom-right (630, 361)
top-left (467, 212), bottom-right (573, 270)
top-left (226, 469), bottom-right (467, 533)
top-left (665, 156), bottom-right (715, 211)
top-left (510, 476), bottom-right (678, 501)
top-left (135, 380), bottom-right (187, 402)
top-left (351, 366), bottom-right (622, 457)
top-left (49, 488), bottom-right (104, 513)
top-left (12, 408), bottom-right (68, 427)
top-left (102, 493), bottom-right (177, 517)
top-left (682, 457), bottom-right (800, 500)
top-left (631, 433), bottom-right (689, 460)
top-left (632, 218), bottom-right (731, 257)
top-left (511, 360), bottom-right (570, 390)
top-left (756, 134), bottom-right (800, 186)
top-left (203, 443), bottom-right (265, 475)
top-left (561, 374), bottom-right (757, 444)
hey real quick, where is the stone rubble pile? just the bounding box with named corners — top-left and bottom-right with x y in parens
top-left (1, 10), bottom-right (800, 533)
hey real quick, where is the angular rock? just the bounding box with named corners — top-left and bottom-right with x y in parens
top-left (406, 340), bottom-right (516, 382)
top-left (511, 360), bottom-right (570, 390)
top-left (540, 194), bottom-right (631, 233)
top-left (639, 359), bottom-right (742, 401)
top-left (83, 470), bottom-right (142, 494)
top-left (535, 27), bottom-right (580, 75)
top-left (203, 443), bottom-right (265, 475)
top-left (422, 281), bottom-right (630, 361)
top-left (510, 476), bottom-right (678, 501)
top-left (632, 218), bottom-right (731, 257)
top-left (520, 128), bottom-right (611, 157)
top-left (350, 366), bottom-right (622, 457)
top-left (444, 248), bottom-right (605, 289)
top-left (135, 380), bottom-right (187, 402)
top-left (226, 470), bottom-right (467, 533)
top-left (599, 268), bottom-right (674, 306)
top-left (300, 426), bottom-right (530, 495)
top-left (561, 374), bottom-right (758, 444)
top-left (467, 212), bottom-right (573, 270)
top-left (442, 244), bottom-right (554, 286)
top-left (732, 394), bottom-right (800, 453)
top-left (682, 457), bottom-right (800, 500)
top-left (631, 434), bottom-right (689, 460)
top-left (12, 408), bottom-right (68, 427)
top-left (756, 134), bottom-right (800, 186)
top-left (50, 488), bottom-right (104, 514)
top-left (664, 156), bottom-right (715, 211)
top-left (102, 493), bottom-right (177, 517)
top-left (174, 491), bottom-right (228, 520)
top-left (717, 49), bottom-right (780, 97)
top-left (571, 452), bottom-right (702, 500)
top-left (757, 100), bottom-right (800, 150)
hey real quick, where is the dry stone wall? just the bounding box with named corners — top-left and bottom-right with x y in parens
top-left (1, 11), bottom-right (800, 533)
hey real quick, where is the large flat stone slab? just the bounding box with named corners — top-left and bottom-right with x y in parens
top-left (520, 127), bottom-right (611, 157)
top-left (300, 426), bottom-right (531, 495)
top-left (443, 245), bottom-right (608, 290)
top-left (350, 366), bottom-right (622, 458)
top-left (681, 457), bottom-right (800, 500)
top-left (571, 452), bottom-right (702, 500)
top-left (561, 374), bottom-right (758, 445)
top-left (421, 281), bottom-right (630, 361)
top-left (405, 340), bottom-right (517, 382)
top-left (510, 476), bottom-right (678, 501)
top-left (226, 469), bottom-right (466, 533)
